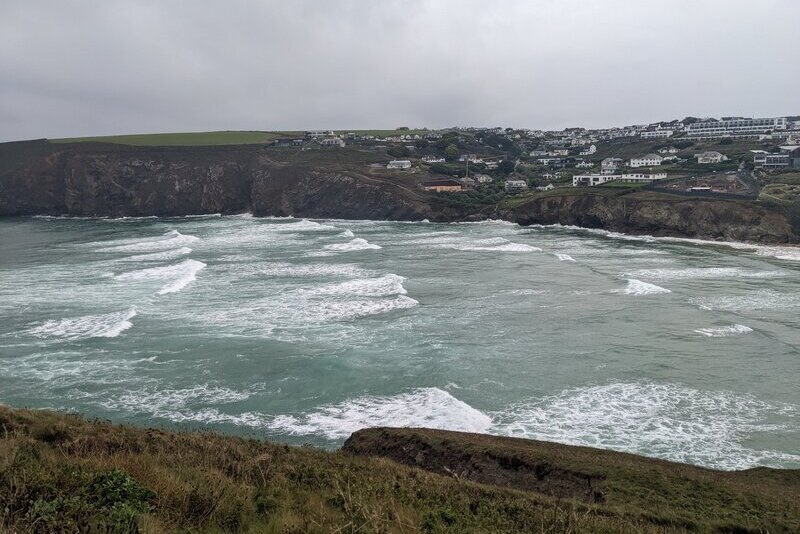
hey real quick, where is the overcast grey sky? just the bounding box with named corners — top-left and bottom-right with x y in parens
top-left (1, 0), bottom-right (798, 141)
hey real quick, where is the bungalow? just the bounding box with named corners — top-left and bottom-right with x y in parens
top-left (387, 159), bottom-right (412, 169)
top-left (421, 155), bottom-right (446, 163)
top-left (658, 146), bottom-right (679, 154)
top-left (629, 154), bottom-right (663, 168)
top-left (535, 183), bottom-right (555, 191)
top-left (505, 180), bottom-right (529, 193)
top-left (421, 179), bottom-right (463, 192)
top-left (579, 144), bottom-right (597, 156)
top-left (575, 161), bottom-right (594, 168)
top-left (694, 151), bottom-right (728, 164)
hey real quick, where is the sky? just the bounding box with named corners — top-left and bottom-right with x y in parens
top-left (1, 0), bottom-right (798, 142)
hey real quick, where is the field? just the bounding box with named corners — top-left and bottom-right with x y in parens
top-left (48, 131), bottom-right (295, 146)
top-left (1, 406), bottom-right (797, 533)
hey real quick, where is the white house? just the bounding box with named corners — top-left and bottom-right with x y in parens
top-left (694, 151), bottom-right (728, 164)
top-left (575, 161), bottom-right (594, 168)
top-left (658, 146), bottom-right (679, 154)
top-left (573, 173), bottom-right (667, 187)
top-left (475, 174), bottom-right (493, 184)
top-left (319, 137), bottom-right (345, 147)
top-left (579, 144), bottom-right (597, 156)
top-left (629, 154), bottom-right (663, 167)
top-left (387, 160), bottom-right (412, 169)
top-left (601, 157), bottom-right (624, 174)
top-left (421, 155), bottom-right (445, 163)
top-left (535, 183), bottom-right (555, 191)
top-left (505, 180), bottom-right (529, 193)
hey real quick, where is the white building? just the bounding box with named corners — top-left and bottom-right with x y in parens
top-left (600, 157), bottom-right (624, 174)
top-left (640, 130), bottom-right (674, 139)
top-left (573, 173), bottom-right (667, 187)
top-left (387, 160), bottom-right (412, 169)
top-left (575, 161), bottom-right (594, 168)
top-left (694, 151), bottom-right (728, 164)
top-left (421, 155), bottom-right (445, 163)
top-left (535, 183), bottom-right (555, 191)
top-left (629, 153), bottom-right (663, 168)
top-left (475, 174), bottom-right (493, 184)
top-left (658, 146), bottom-right (679, 154)
top-left (685, 117), bottom-right (787, 139)
top-left (505, 180), bottom-right (529, 193)
top-left (579, 144), bottom-right (597, 156)
top-left (319, 137), bottom-right (345, 147)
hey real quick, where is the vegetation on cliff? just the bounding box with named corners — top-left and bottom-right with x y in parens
top-left (1, 407), bottom-right (798, 533)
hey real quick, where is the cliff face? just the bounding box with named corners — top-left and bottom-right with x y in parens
top-left (504, 192), bottom-right (798, 243)
top-left (0, 144), bottom-right (433, 220)
top-left (1, 142), bottom-right (798, 243)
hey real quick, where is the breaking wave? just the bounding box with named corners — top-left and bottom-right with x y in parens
top-left (114, 259), bottom-right (206, 294)
top-left (28, 307), bottom-right (137, 340)
top-left (694, 324), bottom-right (753, 337)
top-left (554, 253), bottom-right (575, 262)
top-left (268, 387), bottom-right (493, 440)
top-left (492, 382), bottom-right (800, 470)
top-left (625, 267), bottom-right (785, 280)
top-left (614, 279), bottom-right (671, 295)
top-left (95, 229), bottom-right (199, 253)
top-left (123, 247), bottom-right (193, 262)
top-left (323, 238), bottom-right (382, 252)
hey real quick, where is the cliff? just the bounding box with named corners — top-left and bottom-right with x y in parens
top-left (1, 406), bottom-right (798, 532)
top-left (0, 141), bottom-right (434, 220)
top-left (501, 189), bottom-right (799, 243)
top-left (2, 140), bottom-right (798, 243)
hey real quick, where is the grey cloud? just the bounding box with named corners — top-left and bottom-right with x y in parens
top-left (1, 0), bottom-right (798, 141)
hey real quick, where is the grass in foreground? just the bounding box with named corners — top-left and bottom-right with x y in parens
top-left (1, 407), bottom-right (798, 533)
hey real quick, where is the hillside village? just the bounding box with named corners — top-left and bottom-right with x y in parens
top-left (267, 116), bottom-right (800, 205)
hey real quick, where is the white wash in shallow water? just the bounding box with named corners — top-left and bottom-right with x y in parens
top-left (1, 216), bottom-right (799, 470)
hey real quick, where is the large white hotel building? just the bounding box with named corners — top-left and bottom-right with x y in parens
top-left (685, 117), bottom-right (787, 139)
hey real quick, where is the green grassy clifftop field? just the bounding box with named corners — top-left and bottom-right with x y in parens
top-left (1, 406), bottom-right (798, 533)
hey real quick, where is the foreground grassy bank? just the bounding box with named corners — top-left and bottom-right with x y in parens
top-left (0, 407), bottom-right (798, 533)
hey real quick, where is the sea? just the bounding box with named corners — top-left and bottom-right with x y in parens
top-left (1, 215), bottom-right (799, 470)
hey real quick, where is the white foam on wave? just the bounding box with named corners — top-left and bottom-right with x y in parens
top-left (625, 267), bottom-right (785, 281)
top-left (323, 238), bottom-right (382, 252)
top-left (691, 290), bottom-right (800, 311)
top-left (535, 223), bottom-right (800, 262)
top-left (614, 279), bottom-right (671, 295)
top-left (313, 274), bottom-right (408, 297)
top-left (262, 219), bottom-right (337, 232)
top-left (554, 253), bottom-right (575, 262)
top-left (101, 384), bottom-right (254, 422)
top-left (123, 247), bottom-right (193, 262)
top-left (114, 259), bottom-right (206, 294)
top-left (402, 235), bottom-right (541, 252)
top-left (492, 382), bottom-right (800, 470)
top-left (268, 387), bottom-right (493, 439)
top-left (28, 307), bottom-right (137, 340)
top-left (694, 324), bottom-right (753, 337)
top-left (94, 229), bottom-right (199, 253)
top-left (338, 229), bottom-right (355, 238)
top-left (230, 261), bottom-right (374, 278)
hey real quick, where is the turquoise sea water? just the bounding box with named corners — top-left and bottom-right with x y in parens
top-left (1, 215), bottom-right (798, 470)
